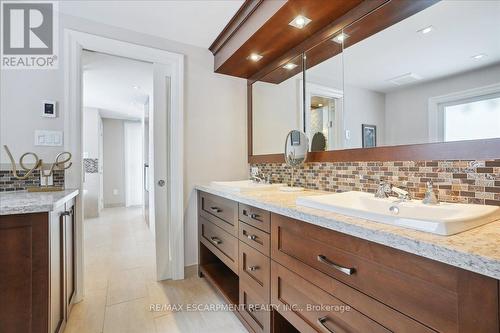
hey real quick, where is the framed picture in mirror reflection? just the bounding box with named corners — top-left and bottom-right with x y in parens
top-left (362, 124), bottom-right (377, 148)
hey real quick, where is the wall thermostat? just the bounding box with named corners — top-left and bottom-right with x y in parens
top-left (42, 100), bottom-right (57, 118)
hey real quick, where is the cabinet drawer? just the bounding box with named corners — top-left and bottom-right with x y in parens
top-left (271, 261), bottom-right (389, 333)
top-left (199, 216), bottom-right (238, 273)
top-left (239, 222), bottom-right (270, 256)
top-left (239, 241), bottom-right (270, 303)
top-left (271, 213), bottom-right (499, 332)
top-left (239, 280), bottom-right (270, 333)
top-left (239, 203), bottom-right (270, 233)
top-left (199, 191), bottom-right (238, 235)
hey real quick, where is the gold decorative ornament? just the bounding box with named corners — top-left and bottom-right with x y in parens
top-left (3, 145), bottom-right (72, 192)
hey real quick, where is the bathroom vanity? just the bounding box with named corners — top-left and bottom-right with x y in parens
top-left (197, 186), bottom-right (500, 333)
top-left (0, 190), bottom-right (79, 333)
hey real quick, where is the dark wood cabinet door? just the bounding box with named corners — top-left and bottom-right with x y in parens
top-left (0, 213), bottom-right (49, 333)
top-left (65, 201), bottom-right (76, 313)
top-left (50, 206), bottom-right (65, 333)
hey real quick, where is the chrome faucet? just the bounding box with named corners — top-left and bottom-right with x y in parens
top-left (250, 172), bottom-right (270, 184)
top-left (374, 181), bottom-right (391, 198)
top-left (391, 185), bottom-right (412, 203)
top-left (422, 181), bottom-right (439, 205)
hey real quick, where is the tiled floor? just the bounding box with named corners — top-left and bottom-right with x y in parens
top-left (65, 207), bottom-right (246, 333)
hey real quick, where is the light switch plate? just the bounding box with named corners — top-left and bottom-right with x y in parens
top-left (35, 130), bottom-right (63, 146)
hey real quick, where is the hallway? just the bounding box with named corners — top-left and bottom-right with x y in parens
top-left (65, 207), bottom-right (246, 333)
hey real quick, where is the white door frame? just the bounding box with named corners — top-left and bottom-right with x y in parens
top-left (64, 29), bottom-right (184, 303)
top-left (300, 81), bottom-right (344, 149)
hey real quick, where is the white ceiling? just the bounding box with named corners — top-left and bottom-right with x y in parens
top-left (308, 0), bottom-right (500, 93)
top-left (59, 0), bottom-right (244, 48)
top-left (82, 50), bottom-right (153, 120)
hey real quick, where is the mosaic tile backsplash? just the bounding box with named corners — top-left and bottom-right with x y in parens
top-left (0, 169), bottom-right (65, 192)
top-left (84, 158), bottom-right (99, 173)
top-left (251, 160), bottom-right (500, 206)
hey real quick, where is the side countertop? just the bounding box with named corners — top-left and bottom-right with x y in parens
top-left (196, 184), bottom-right (500, 280)
top-left (0, 189), bottom-right (79, 215)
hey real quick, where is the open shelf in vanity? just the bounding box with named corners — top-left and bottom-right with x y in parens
top-left (199, 243), bottom-right (239, 305)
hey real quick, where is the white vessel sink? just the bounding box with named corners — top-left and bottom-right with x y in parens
top-left (210, 180), bottom-right (285, 193)
top-left (296, 191), bottom-right (500, 235)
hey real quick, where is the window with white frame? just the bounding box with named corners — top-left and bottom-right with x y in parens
top-left (439, 93), bottom-right (500, 142)
top-left (428, 84), bottom-right (500, 143)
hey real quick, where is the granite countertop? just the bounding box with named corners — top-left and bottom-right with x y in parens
top-left (0, 189), bottom-right (79, 215)
top-left (196, 184), bottom-right (500, 280)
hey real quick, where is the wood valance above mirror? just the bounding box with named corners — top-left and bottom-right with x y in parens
top-left (212, 0), bottom-right (500, 163)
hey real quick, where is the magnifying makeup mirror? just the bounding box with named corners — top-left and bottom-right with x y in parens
top-left (281, 130), bottom-right (308, 192)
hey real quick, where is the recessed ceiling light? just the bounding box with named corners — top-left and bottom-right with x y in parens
top-left (133, 85), bottom-right (141, 90)
top-left (471, 53), bottom-right (487, 60)
top-left (248, 53), bottom-right (263, 62)
top-left (417, 25), bottom-right (434, 34)
top-left (332, 32), bottom-right (349, 44)
top-left (289, 15), bottom-right (311, 29)
top-left (282, 63), bottom-right (298, 70)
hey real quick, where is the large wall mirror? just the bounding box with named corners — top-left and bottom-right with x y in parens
top-left (250, 0), bottom-right (500, 160)
top-left (252, 54), bottom-right (304, 155)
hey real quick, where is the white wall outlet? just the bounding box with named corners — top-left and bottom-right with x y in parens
top-left (113, 189), bottom-right (119, 195)
top-left (251, 167), bottom-right (259, 176)
top-left (34, 130), bottom-right (63, 146)
top-left (345, 129), bottom-right (351, 140)
top-left (40, 174), bottom-right (53, 186)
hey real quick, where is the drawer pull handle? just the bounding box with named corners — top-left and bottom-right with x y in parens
top-left (210, 207), bottom-right (222, 213)
top-left (317, 316), bottom-right (335, 333)
top-left (243, 209), bottom-right (262, 222)
top-left (247, 234), bottom-right (257, 241)
top-left (248, 265), bottom-right (259, 271)
top-left (250, 213), bottom-right (262, 221)
top-left (210, 237), bottom-right (222, 245)
top-left (317, 255), bottom-right (355, 276)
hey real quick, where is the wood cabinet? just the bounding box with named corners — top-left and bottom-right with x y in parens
top-left (49, 204), bottom-right (65, 333)
top-left (0, 196), bottom-right (77, 333)
top-left (64, 199), bottom-right (76, 315)
top-left (198, 191), bottom-right (500, 333)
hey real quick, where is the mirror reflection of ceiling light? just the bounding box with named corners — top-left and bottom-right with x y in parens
top-left (289, 15), bottom-right (311, 29)
top-left (471, 53), bottom-right (487, 60)
top-left (332, 33), bottom-right (349, 44)
top-left (283, 63), bottom-right (298, 70)
top-left (318, 103), bottom-right (323, 107)
top-left (248, 53), bottom-right (263, 62)
top-left (417, 25), bottom-right (434, 34)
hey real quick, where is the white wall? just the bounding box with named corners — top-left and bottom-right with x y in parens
top-left (385, 64), bottom-right (500, 145)
top-left (0, 13), bottom-right (247, 267)
top-left (124, 121), bottom-right (143, 207)
top-left (343, 85), bottom-right (386, 148)
top-left (102, 118), bottom-right (126, 207)
top-left (252, 75), bottom-right (302, 155)
top-left (82, 107), bottom-right (101, 218)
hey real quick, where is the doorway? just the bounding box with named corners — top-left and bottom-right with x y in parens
top-left (303, 82), bottom-right (344, 151)
top-left (64, 30), bottom-right (185, 304)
